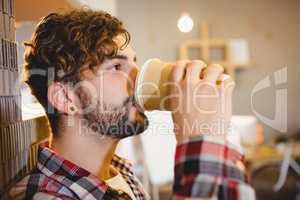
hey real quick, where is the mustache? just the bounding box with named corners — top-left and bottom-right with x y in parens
top-left (123, 96), bottom-right (135, 106)
top-left (123, 95), bottom-right (143, 112)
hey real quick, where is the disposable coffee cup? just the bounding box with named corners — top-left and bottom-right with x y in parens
top-left (134, 58), bottom-right (173, 111)
top-left (134, 58), bottom-right (233, 112)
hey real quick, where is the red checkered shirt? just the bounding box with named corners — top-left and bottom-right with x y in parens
top-left (10, 136), bottom-right (255, 200)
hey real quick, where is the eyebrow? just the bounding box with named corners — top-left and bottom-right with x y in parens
top-left (110, 55), bottom-right (137, 62)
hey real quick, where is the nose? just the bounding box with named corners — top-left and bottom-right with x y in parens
top-left (131, 65), bottom-right (139, 83)
top-left (127, 63), bottom-right (139, 96)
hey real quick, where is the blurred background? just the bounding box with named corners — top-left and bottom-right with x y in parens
top-left (1, 0), bottom-right (300, 199)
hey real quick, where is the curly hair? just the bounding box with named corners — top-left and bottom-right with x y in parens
top-left (24, 9), bottom-right (130, 135)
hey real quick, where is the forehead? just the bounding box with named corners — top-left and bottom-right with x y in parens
top-left (114, 35), bottom-right (136, 58)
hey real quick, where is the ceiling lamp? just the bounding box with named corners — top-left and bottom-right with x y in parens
top-left (177, 13), bottom-right (194, 33)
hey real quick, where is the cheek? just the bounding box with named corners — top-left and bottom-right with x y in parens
top-left (97, 74), bottom-right (130, 106)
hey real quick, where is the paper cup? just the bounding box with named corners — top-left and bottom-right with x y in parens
top-left (135, 59), bottom-right (233, 111)
top-left (135, 58), bottom-right (173, 111)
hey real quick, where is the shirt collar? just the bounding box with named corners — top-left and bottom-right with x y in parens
top-left (36, 141), bottom-right (134, 199)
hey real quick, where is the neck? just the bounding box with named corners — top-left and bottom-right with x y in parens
top-left (51, 116), bottom-right (119, 180)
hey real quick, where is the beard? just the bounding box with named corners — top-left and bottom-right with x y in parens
top-left (77, 89), bottom-right (149, 139)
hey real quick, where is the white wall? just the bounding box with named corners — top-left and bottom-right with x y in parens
top-left (68, 0), bottom-right (117, 15)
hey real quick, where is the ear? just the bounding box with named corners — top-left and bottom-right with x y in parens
top-left (47, 82), bottom-right (79, 115)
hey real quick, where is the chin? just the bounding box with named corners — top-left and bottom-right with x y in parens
top-left (129, 107), bottom-right (149, 135)
top-left (133, 106), bottom-right (148, 126)
top-left (104, 104), bottom-right (149, 139)
top-left (129, 104), bottom-right (144, 121)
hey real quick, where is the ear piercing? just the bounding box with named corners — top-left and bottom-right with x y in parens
top-left (68, 103), bottom-right (78, 115)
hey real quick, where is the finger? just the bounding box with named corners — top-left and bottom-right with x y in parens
top-left (216, 73), bottom-right (226, 85)
top-left (171, 60), bottom-right (189, 82)
top-left (185, 60), bottom-right (206, 82)
top-left (203, 64), bottom-right (224, 83)
top-left (218, 74), bottom-right (235, 90)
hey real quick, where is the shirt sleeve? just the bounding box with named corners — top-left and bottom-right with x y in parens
top-left (172, 135), bottom-right (256, 200)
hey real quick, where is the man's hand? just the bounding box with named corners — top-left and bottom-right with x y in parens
top-left (169, 60), bottom-right (235, 143)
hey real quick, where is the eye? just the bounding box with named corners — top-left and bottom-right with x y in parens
top-left (111, 63), bottom-right (121, 71)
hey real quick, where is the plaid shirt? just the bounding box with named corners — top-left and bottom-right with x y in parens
top-left (173, 136), bottom-right (255, 200)
top-left (10, 136), bottom-right (255, 200)
top-left (10, 142), bottom-right (148, 200)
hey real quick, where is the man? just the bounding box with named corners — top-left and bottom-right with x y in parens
top-left (10, 10), bottom-right (255, 199)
